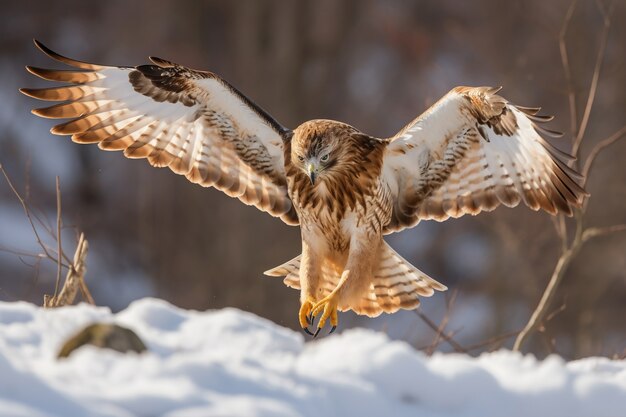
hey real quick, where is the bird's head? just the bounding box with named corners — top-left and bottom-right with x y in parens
top-left (291, 119), bottom-right (367, 186)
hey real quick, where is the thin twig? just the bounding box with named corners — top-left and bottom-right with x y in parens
top-left (1, 165), bottom-right (57, 262)
top-left (543, 300), bottom-right (567, 324)
top-left (414, 309), bottom-right (466, 353)
top-left (571, 2), bottom-right (612, 158)
top-left (416, 328), bottom-right (463, 352)
top-left (559, 0), bottom-right (578, 136)
top-left (30, 203), bottom-right (73, 266)
top-left (513, 241), bottom-right (581, 351)
top-left (17, 256), bottom-right (36, 268)
top-left (582, 224), bottom-right (626, 242)
top-left (426, 291), bottom-right (458, 354)
top-left (463, 330), bottom-right (520, 353)
top-left (0, 246), bottom-right (72, 269)
top-left (1, 165), bottom-right (73, 268)
top-left (0, 246), bottom-right (46, 260)
top-left (54, 176), bottom-right (63, 299)
top-left (582, 125), bottom-right (626, 180)
top-left (31, 205), bottom-right (55, 236)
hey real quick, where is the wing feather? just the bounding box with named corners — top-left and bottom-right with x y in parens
top-left (383, 86), bottom-right (588, 233)
top-left (22, 40), bottom-right (298, 225)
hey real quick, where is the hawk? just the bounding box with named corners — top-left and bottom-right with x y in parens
top-left (22, 41), bottom-right (587, 336)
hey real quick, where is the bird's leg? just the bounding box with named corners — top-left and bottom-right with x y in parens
top-left (310, 270), bottom-right (349, 336)
top-left (310, 235), bottom-right (378, 337)
top-left (298, 239), bottom-right (320, 335)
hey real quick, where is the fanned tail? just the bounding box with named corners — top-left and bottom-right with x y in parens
top-left (264, 242), bottom-right (446, 318)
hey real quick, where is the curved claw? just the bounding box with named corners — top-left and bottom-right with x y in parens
top-left (299, 299), bottom-right (315, 332)
top-left (303, 327), bottom-right (314, 336)
top-left (308, 295), bottom-right (340, 338)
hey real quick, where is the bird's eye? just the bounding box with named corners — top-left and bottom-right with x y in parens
top-left (297, 155), bottom-right (305, 162)
top-left (320, 154), bottom-right (330, 162)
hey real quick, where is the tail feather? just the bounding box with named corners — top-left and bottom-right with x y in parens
top-left (367, 242), bottom-right (446, 315)
top-left (264, 242), bottom-right (446, 317)
top-left (264, 255), bottom-right (301, 289)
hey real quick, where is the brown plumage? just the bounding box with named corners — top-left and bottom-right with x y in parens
top-left (22, 42), bottom-right (588, 336)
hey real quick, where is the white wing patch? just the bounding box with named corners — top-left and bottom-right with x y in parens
top-left (383, 87), bottom-right (587, 233)
top-left (22, 41), bottom-right (297, 225)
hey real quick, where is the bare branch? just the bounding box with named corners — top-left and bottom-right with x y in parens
top-left (17, 256), bottom-right (36, 268)
top-left (544, 300), bottom-right (567, 323)
top-left (559, 0), bottom-right (578, 136)
top-left (513, 241), bottom-right (582, 351)
top-left (31, 204), bottom-right (55, 237)
top-left (416, 328), bottom-right (463, 352)
top-left (30, 203), bottom-right (73, 267)
top-left (463, 330), bottom-right (520, 353)
top-left (0, 246), bottom-right (46, 260)
top-left (1, 165), bottom-right (57, 262)
top-left (582, 224), bottom-right (626, 242)
top-left (1, 165), bottom-right (92, 306)
top-left (426, 291), bottom-right (458, 354)
top-left (54, 176), bottom-right (63, 299)
top-left (571, 2), bottom-right (612, 158)
top-left (515, 1), bottom-right (620, 353)
top-left (414, 308), bottom-right (466, 353)
top-left (582, 125), bottom-right (626, 180)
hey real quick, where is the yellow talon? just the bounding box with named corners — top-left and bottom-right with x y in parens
top-left (298, 298), bottom-right (315, 330)
top-left (311, 294), bottom-right (339, 336)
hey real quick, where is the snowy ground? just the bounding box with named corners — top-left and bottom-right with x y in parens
top-left (0, 298), bottom-right (624, 417)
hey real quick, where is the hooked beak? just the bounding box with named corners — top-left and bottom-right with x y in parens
top-left (307, 162), bottom-right (316, 185)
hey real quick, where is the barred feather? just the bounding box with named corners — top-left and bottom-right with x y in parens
top-left (384, 86), bottom-right (588, 232)
top-left (21, 40), bottom-right (298, 225)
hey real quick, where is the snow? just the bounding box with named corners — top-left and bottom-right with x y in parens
top-left (0, 298), bottom-right (624, 417)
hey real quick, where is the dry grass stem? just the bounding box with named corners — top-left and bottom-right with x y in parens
top-left (44, 233), bottom-right (92, 308)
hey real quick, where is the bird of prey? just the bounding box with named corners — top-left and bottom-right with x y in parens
top-left (22, 40), bottom-right (587, 336)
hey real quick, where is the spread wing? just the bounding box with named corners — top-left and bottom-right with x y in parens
top-left (21, 40), bottom-right (298, 225)
top-left (383, 86), bottom-right (588, 234)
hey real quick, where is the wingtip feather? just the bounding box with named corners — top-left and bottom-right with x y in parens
top-left (32, 39), bottom-right (104, 70)
top-left (31, 107), bottom-right (51, 118)
top-left (149, 56), bottom-right (175, 67)
top-left (19, 87), bottom-right (38, 98)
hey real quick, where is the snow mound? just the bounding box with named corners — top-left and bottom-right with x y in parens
top-left (0, 298), bottom-right (624, 417)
